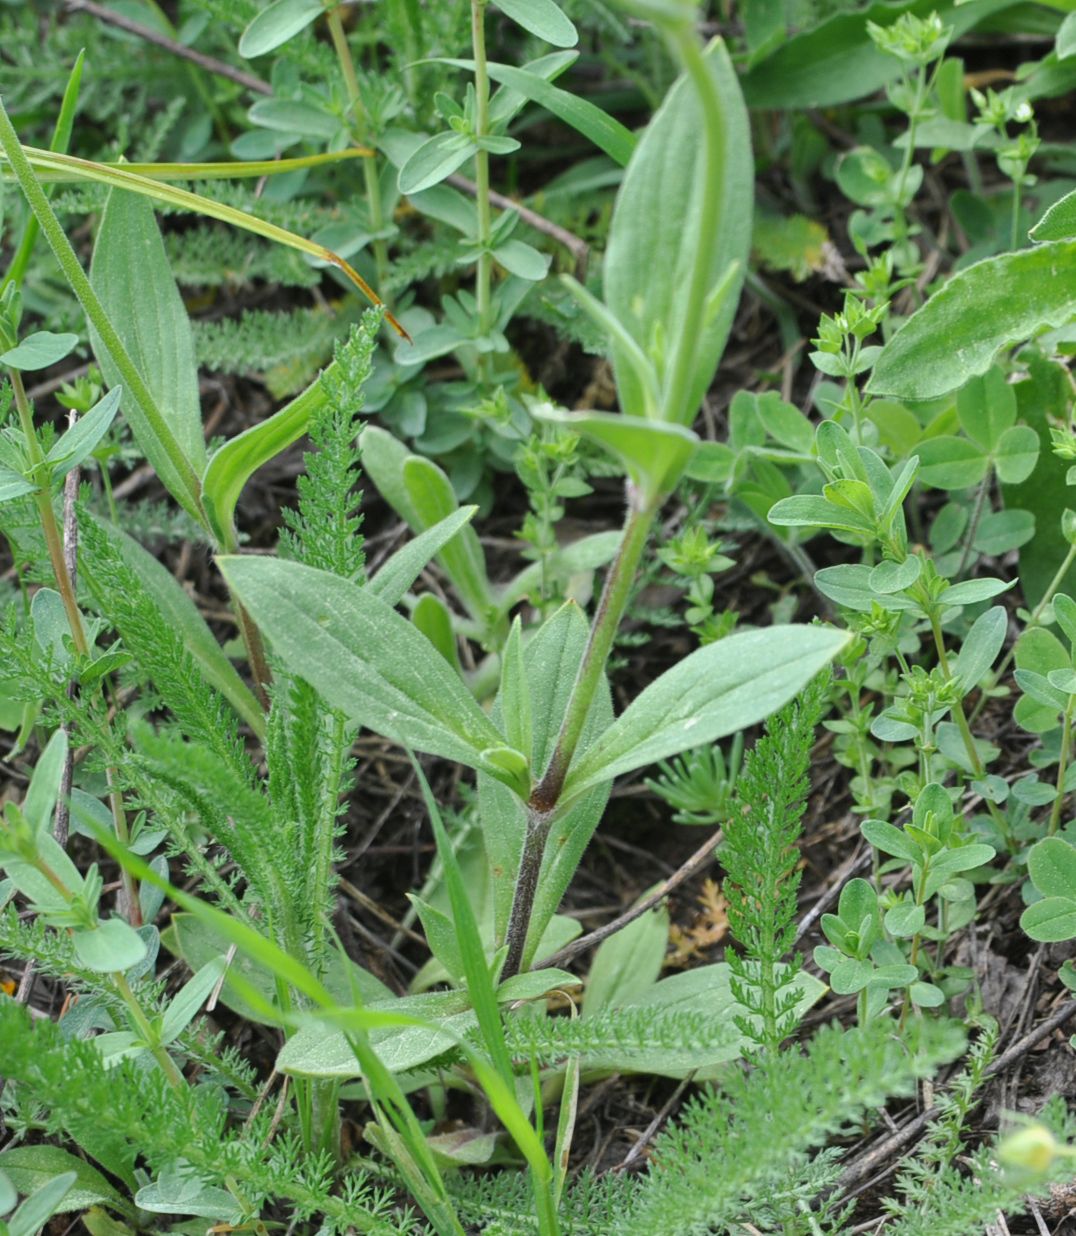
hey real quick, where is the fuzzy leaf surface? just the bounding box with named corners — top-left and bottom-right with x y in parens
top-left (562, 625), bottom-right (850, 802)
top-left (218, 556), bottom-right (518, 780)
top-left (869, 242), bottom-right (1076, 401)
top-left (604, 38), bottom-right (752, 424)
top-left (89, 188), bottom-right (205, 471)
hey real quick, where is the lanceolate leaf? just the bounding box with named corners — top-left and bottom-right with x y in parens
top-left (604, 38), bottom-right (752, 424)
top-left (90, 189), bottom-right (205, 472)
top-left (495, 0), bottom-right (577, 48)
top-left (218, 556), bottom-right (520, 781)
top-left (1030, 187), bottom-right (1076, 242)
top-left (560, 625), bottom-right (850, 803)
top-left (430, 59), bottom-right (634, 168)
top-left (368, 508), bottom-right (479, 608)
top-left (869, 242), bottom-right (1076, 401)
top-left (238, 0), bottom-right (324, 57)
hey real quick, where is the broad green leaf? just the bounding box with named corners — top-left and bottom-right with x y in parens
top-left (162, 912), bottom-right (390, 1024)
top-left (356, 425), bottom-right (418, 514)
top-left (0, 330), bottom-right (78, 371)
top-left (22, 729), bottom-right (67, 838)
top-left (0, 1148), bottom-right (124, 1218)
top-left (217, 556), bottom-right (518, 781)
top-left (973, 508), bottom-right (1034, 555)
top-left (741, 0), bottom-right (1012, 109)
top-left (1020, 896), bottom-right (1076, 942)
top-left (861, 819), bottom-right (921, 863)
top-left (754, 391), bottom-right (815, 453)
top-left (956, 367), bottom-right (1015, 449)
top-left (275, 1000), bottom-right (476, 1077)
top-left (202, 377), bottom-right (325, 547)
top-left (495, 0), bottom-right (577, 47)
top-left (869, 555), bottom-right (920, 594)
top-left (937, 577), bottom-right (1013, 606)
top-left (412, 594), bottom-right (460, 670)
top-left (915, 436), bottom-right (988, 490)
top-left (0, 469), bottom-right (36, 502)
top-left (72, 918), bottom-right (148, 973)
top-left (582, 897), bottom-right (669, 1016)
top-left (604, 38), bottom-right (751, 425)
top-left (1055, 593), bottom-right (1076, 647)
top-left (885, 903), bottom-right (926, 937)
top-left (491, 239), bottom-right (550, 281)
top-left (135, 1172), bottom-right (241, 1224)
top-left (1027, 836), bottom-right (1076, 899)
top-left (80, 512), bottom-right (264, 735)
top-left (994, 424), bottom-right (1040, 484)
top-left (813, 564), bottom-right (916, 614)
top-left (368, 508), bottom-right (478, 609)
top-left (1015, 668), bottom-right (1068, 714)
top-left (45, 386), bottom-right (121, 478)
top-left (403, 457), bottom-right (493, 620)
top-left (398, 132), bottom-right (476, 196)
top-left (1002, 354), bottom-right (1076, 607)
top-left (1031, 187), bottom-right (1076, 241)
top-left (238, 0), bottom-right (323, 57)
top-left (536, 407), bottom-right (697, 501)
top-left (411, 895), bottom-right (464, 984)
top-left (869, 242), bottom-right (1076, 401)
top-left (768, 494), bottom-right (876, 535)
top-left (954, 606), bottom-right (1007, 692)
top-left (6, 1172), bottom-right (77, 1236)
top-left (247, 98), bottom-right (341, 141)
top-left (90, 188), bottom-right (205, 472)
top-left (562, 624), bottom-right (849, 802)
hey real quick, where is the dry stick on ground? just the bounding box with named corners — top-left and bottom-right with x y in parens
top-left (64, 0), bottom-right (272, 96)
top-left (837, 999), bottom-right (1076, 1196)
top-left (617, 1074), bottom-right (694, 1172)
top-left (537, 825), bottom-right (723, 971)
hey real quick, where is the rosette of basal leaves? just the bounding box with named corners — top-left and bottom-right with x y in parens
top-left (556, 16), bottom-right (753, 503)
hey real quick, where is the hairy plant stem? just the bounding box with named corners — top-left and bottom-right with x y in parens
top-left (503, 491), bottom-right (659, 977)
top-left (11, 370), bottom-right (142, 920)
top-left (326, 4), bottom-right (389, 292)
top-left (1049, 698), bottom-right (1074, 836)
top-left (0, 99), bottom-right (205, 524)
top-left (10, 371), bottom-right (88, 655)
top-left (113, 971), bottom-right (185, 1088)
top-left (470, 0), bottom-right (494, 384)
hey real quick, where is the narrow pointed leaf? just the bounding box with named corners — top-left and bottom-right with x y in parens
top-left (562, 625), bottom-right (850, 802)
top-left (90, 188), bottom-right (205, 471)
top-left (218, 555), bottom-right (519, 781)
